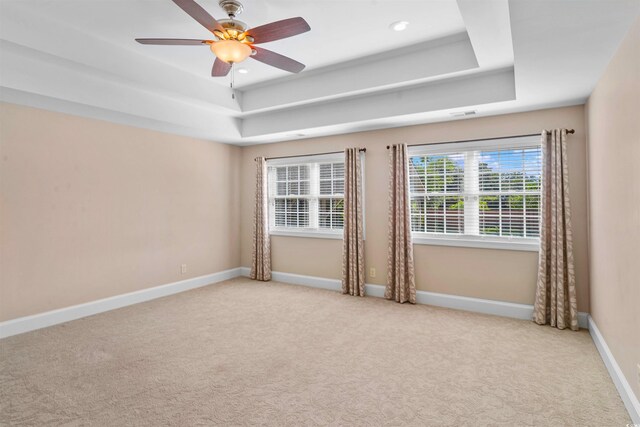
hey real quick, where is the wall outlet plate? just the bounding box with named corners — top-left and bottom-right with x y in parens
top-left (181, 264), bottom-right (187, 274)
top-left (369, 267), bottom-right (376, 278)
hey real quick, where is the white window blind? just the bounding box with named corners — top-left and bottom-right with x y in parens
top-left (408, 136), bottom-right (542, 248)
top-left (267, 153), bottom-right (345, 236)
top-left (318, 163), bottom-right (345, 229)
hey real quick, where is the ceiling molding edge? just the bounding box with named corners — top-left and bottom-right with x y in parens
top-left (241, 67), bottom-right (516, 139)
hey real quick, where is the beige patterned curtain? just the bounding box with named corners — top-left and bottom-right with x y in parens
top-left (533, 129), bottom-right (578, 330)
top-left (385, 144), bottom-right (416, 304)
top-left (342, 148), bottom-right (365, 297)
top-left (250, 157), bottom-right (271, 281)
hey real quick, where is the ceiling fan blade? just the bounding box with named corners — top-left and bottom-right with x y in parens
top-left (212, 58), bottom-right (232, 77)
top-left (172, 0), bottom-right (224, 34)
top-left (136, 38), bottom-right (211, 45)
top-left (251, 47), bottom-right (305, 73)
top-left (247, 17), bottom-right (310, 44)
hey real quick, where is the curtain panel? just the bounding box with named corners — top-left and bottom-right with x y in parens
top-left (342, 148), bottom-right (365, 297)
top-left (385, 144), bottom-right (417, 304)
top-left (533, 129), bottom-right (578, 330)
top-left (250, 157), bottom-right (271, 281)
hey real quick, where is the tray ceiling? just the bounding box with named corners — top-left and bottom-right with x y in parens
top-left (1, 0), bottom-right (638, 144)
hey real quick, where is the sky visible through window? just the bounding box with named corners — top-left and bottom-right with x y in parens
top-left (478, 149), bottom-right (541, 173)
top-left (410, 150), bottom-right (541, 173)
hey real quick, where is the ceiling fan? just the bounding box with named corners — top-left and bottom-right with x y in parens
top-left (135, 0), bottom-right (310, 77)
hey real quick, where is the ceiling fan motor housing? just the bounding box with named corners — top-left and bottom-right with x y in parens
top-left (215, 19), bottom-right (252, 42)
top-left (218, 19), bottom-right (248, 33)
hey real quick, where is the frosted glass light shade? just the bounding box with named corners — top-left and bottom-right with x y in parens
top-left (210, 40), bottom-right (251, 64)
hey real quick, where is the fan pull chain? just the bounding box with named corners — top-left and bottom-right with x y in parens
top-left (230, 63), bottom-right (235, 100)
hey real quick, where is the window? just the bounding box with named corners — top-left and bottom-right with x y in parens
top-left (267, 153), bottom-right (346, 238)
top-left (318, 163), bottom-right (345, 229)
top-left (408, 136), bottom-right (542, 250)
top-left (409, 152), bottom-right (465, 234)
top-left (273, 165), bottom-right (310, 228)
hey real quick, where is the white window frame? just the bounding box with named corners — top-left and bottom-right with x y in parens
top-left (408, 136), bottom-right (541, 252)
top-left (267, 153), bottom-right (348, 240)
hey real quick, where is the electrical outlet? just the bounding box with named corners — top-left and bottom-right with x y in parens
top-left (181, 264), bottom-right (187, 274)
top-left (369, 267), bottom-right (376, 278)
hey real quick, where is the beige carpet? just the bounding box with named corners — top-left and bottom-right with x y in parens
top-left (0, 278), bottom-right (629, 426)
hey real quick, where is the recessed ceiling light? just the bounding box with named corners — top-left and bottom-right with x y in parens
top-left (390, 21), bottom-right (409, 32)
top-left (237, 68), bottom-right (249, 74)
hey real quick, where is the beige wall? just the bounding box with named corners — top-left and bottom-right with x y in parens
top-left (1, 103), bottom-right (591, 322)
top-left (240, 105), bottom-right (590, 310)
top-left (586, 16), bottom-right (640, 399)
top-left (0, 103), bottom-right (241, 321)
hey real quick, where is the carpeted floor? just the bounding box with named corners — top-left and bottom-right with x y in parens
top-left (0, 278), bottom-right (630, 426)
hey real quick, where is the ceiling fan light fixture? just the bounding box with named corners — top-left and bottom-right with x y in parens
top-left (210, 40), bottom-right (252, 63)
top-left (136, 0), bottom-right (310, 76)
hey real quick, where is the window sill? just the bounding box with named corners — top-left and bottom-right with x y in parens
top-left (270, 230), bottom-right (343, 240)
top-left (412, 235), bottom-right (539, 252)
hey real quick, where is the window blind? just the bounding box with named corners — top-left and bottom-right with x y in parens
top-left (408, 136), bottom-right (542, 242)
top-left (267, 153), bottom-right (345, 234)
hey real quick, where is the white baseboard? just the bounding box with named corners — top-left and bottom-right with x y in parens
top-left (588, 316), bottom-right (640, 424)
top-left (239, 267), bottom-right (588, 329)
top-left (240, 267), bottom-right (343, 292)
top-left (370, 283), bottom-right (590, 328)
top-left (0, 267), bottom-right (243, 339)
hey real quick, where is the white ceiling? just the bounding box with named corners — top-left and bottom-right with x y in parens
top-left (1, 0), bottom-right (639, 145)
top-left (2, 0), bottom-right (467, 88)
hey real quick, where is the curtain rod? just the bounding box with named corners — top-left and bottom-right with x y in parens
top-left (385, 129), bottom-right (575, 149)
top-left (255, 148), bottom-right (366, 162)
